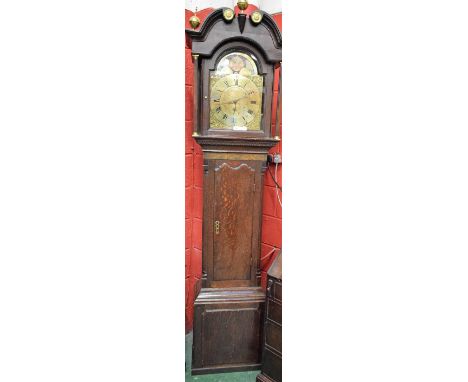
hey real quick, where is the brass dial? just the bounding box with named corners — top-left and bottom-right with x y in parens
top-left (210, 73), bottom-right (261, 130)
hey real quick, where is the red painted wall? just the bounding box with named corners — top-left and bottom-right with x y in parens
top-left (185, 8), bottom-right (282, 332)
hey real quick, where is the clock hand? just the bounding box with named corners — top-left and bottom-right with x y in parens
top-left (236, 93), bottom-right (252, 102)
top-left (220, 94), bottom-right (250, 105)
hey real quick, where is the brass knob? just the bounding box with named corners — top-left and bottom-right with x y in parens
top-left (267, 279), bottom-right (274, 297)
top-left (251, 11), bottom-right (263, 24)
top-left (223, 8), bottom-right (235, 21)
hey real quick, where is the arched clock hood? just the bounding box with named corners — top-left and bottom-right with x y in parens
top-left (186, 8), bottom-right (282, 150)
top-left (186, 8), bottom-right (282, 63)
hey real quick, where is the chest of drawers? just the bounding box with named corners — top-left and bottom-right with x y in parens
top-left (257, 252), bottom-right (282, 382)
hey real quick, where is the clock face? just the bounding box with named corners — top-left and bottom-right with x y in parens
top-left (210, 52), bottom-right (263, 131)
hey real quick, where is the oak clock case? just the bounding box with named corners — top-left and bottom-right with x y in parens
top-left (187, 8), bottom-right (282, 375)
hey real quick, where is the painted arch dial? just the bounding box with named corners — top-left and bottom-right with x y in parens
top-left (210, 52), bottom-right (263, 131)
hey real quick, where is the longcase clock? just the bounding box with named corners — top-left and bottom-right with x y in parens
top-left (186, 6), bottom-right (282, 375)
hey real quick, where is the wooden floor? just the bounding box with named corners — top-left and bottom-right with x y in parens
top-left (185, 332), bottom-right (259, 382)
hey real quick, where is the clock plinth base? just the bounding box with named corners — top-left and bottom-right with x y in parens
top-left (191, 287), bottom-right (265, 375)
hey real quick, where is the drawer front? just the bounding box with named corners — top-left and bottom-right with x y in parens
top-left (267, 278), bottom-right (282, 302)
top-left (265, 320), bottom-right (282, 354)
top-left (267, 299), bottom-right (282, 325)
top-left (274, 282), bottom-right (282, 301)
top-left (263, 348), bottom-right (282, 382)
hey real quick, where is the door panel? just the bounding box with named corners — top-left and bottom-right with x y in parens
top-left (201, 307), bottom-right (261, 366)
top-left (213, 162), bottom-right (255, 282)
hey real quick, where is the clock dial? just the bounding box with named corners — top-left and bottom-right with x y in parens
top-left (209, 52), bottom-right (263, 131)
top-left (211, 74), bottom-right (261, 129)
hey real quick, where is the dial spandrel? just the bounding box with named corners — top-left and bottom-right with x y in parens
top-left (209, 52), bottom-right (263, 131)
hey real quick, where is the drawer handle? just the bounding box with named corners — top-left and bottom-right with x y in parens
top-left (267, 279), bottom-right (274, 297)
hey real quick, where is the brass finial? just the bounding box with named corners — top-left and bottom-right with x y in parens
top-left (189, 8), bottom-right (200, 29)
top-left (189, 14), bottom-right (200, 29)
top-left (223, 8), bottom-right (235, 21)
top-left (251, 10), bottom-right (263, 24)
top-left (237, 0), bottom-right (248, 11)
